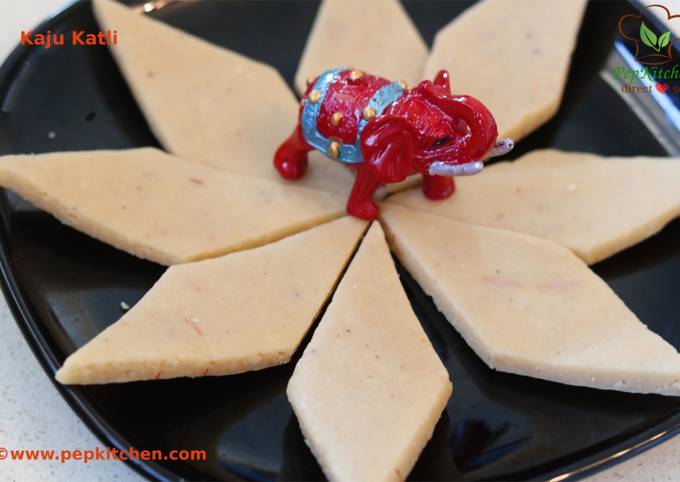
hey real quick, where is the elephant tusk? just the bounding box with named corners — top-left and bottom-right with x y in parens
top-left (488, 138), bottom-right (514, 158)
top-left (428, 161), bottom-right (484, 177)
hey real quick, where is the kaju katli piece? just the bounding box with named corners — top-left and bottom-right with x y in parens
top-left (387, 149), bottom-right (680, 265)
top-left (294, 0), bottom-right (428, 96)
top-left (381, 205), bottom-right (680, 396)
top-left (288, 222), bottom-right (452, 482)
top-left (275, 66), bottom-right (513, 220)
top-left (425, 0), bottom-right (587, 141)
top-left (0, 148), bottom-right (350, 265)
top-left (92, 0), bottom-right (354, 195)
top-left (56, 216), bottom-right (368, 384)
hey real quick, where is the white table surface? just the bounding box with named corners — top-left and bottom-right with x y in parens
top-left (0, 1), bottom-right (678, 481)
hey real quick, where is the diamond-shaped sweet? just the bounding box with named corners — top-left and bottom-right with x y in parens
top-left (294, 0), bottom-right (428, 95)
top-left (381, 204), bottom-right (680, 396)
top-left (387, 150), bottom-right (680, 264)
top-left (0, 148), bottom-right (350, 265)
top-left (425, 0), bottom-right (587, 140)
top-left (93, 0), bottom-right (354, 194)
top-left (287, 223), bottom-right (452, 482)
top-left (56, 216), bottom-right (367, 384)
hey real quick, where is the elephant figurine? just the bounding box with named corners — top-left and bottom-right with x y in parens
top-left (274, 67), bottom-right (513, 220)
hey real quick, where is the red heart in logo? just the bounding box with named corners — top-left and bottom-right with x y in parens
top-left (656, 82), bottom-right (670, 94)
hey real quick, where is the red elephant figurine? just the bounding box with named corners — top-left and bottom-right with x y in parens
top-left (274, 67), bottom-right (513, 220)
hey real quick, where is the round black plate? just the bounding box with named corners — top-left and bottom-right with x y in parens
top-left (0, 1), bottom-right (679, 481)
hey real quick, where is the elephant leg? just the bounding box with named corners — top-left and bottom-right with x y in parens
top-left (347, 166), bottom-right (383, 220)
top-left (274, 124), bottom-right (312, 180)
top-left (422, 174), bottom-right (455, 200)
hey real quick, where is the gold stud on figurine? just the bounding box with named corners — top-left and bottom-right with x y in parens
top-left (331, 112), bottom-right (343, 126)
top-left (362, 106), bottom-right (376, 121)
top-left (348, 69), bottom-right (364, 81)
top-left (329, 141), bottom-right (341, 158)
top-left (308, 90), bottom-right (321, 103)
top-left (398, 80), bottom-right (409, 90)
top-left (306, 76), bottom-right (316, 85)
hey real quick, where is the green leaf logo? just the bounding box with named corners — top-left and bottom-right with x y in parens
top-left (640, 22), bottom-right (659, 50)
top-left (639, 22), bottom-right (671, 52)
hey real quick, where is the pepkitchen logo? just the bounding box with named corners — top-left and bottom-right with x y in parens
top-left (618, 4), bottom-right (676, 65)
top-left (20, 30), bottom-right (118, 49)
top-left (613, 3), bottom-right (680, 95)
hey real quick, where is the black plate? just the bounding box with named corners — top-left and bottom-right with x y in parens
top-left (1, 1), bottom-right (679, 481)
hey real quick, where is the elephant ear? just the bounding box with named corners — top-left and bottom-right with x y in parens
top-left (360, 116), bottom-right (415, 183)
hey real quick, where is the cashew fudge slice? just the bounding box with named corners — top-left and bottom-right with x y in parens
top-left (0, 148), bottom-right (348, 265)
top-left (425, 0), bottom-right (587, 140)
top-left (288, 223), bottom-right (452, 482)
top-left (294, 0), bottom-right (428, 95)
top-left (93, 0), bottom-right (354, 194)
top-left (381, 205), bottom-right (680, 396)
top-left (388, 150), bottom-right (680, 264)
top-left (56, 216), bottom-right (367, 384)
